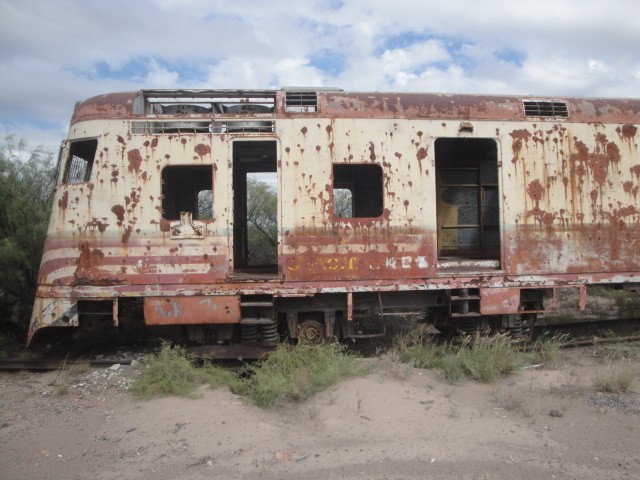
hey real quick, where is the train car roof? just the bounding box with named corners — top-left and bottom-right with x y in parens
top-left (71, 88), bottom-right (640, 124)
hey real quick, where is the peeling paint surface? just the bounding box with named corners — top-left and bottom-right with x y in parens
top-left (30, 89), bottom-right (640, 338)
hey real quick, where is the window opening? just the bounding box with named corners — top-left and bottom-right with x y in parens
top-left (232, 141), bottom-right (278, 274)
top-left (332, 164), bottom-right (383, 218)
top-left (63, 139), bottom-right (97, 184)
top-left (435, 138), bottom-right (500, 265)
top-left (161, 165), bottom-right (213, 220)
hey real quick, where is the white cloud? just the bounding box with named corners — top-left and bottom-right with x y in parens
top-left (1, 0), bottom-right (639, 152)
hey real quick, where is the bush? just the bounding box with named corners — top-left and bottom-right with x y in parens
top-left (131, 343), bottom-right (237, 399)
top-left (392, 328), bottom-right (522, 383)
top-left (131, 342), bottom-right (364, 407)
top-left (0, 135), bottom-right (55, 340)
top-left (234, 343), bottom-right (365, 408)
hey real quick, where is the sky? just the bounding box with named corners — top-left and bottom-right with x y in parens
top-left (1, 0), bottom-right (640, 154)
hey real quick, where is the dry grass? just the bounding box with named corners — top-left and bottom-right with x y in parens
top-left (54, 360), bottom-right (92, 396)
top-left (593, 360), bottom-right (638, 393)
top-left (492, 388), bottom-right (532, 417)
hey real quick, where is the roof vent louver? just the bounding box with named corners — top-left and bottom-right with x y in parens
top-left (286, 91), bottom-right (318, 112)
top-left (523, 100), bottom-right (569, 118)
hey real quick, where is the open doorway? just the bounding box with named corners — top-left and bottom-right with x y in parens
top-left (435, 138), bottom-right (500, 268)
top-left (232, 141), bottom-right (278, 275)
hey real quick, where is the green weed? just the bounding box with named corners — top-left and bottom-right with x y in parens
top-left (392, 328), bottom-right (522, 383)
top-left (130, 342), bottom-right (236, 400)
top-left (233, 343), bottom-right (365, 408)
top-left (131, 342), bottom-right (364, 408)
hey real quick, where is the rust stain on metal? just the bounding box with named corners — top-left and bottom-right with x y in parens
top-left (509, 129), bottom-right (531, 164)
top-left (159, 219), bottom-right (171, 232)
top-left (526, 179), bottom-right (544, 202)
top-left (58, 191), bottom-right (69, 210)
top-left (194, 143), bottom-right (211, 157)
top-left (144, 296), bottom-right (241, 325)
top-left (111, 205), bottom-right (125, 224)
top-left (617, 124), bottom-right (638, 139)
top-left (480, 288), bottom-right (520, 315)
top-left (122, 225), bottom-right (133, 243)
top-left (127, 149), bottom-right (143, 173)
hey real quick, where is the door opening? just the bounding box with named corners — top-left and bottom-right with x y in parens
top-left (435, 138), bottom-right (500, 269)
top-left (232, 141), bottom-right (278, 275)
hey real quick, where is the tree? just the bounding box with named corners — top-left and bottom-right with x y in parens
top-left (0, 135), bottom-right (56, 340)
top-left (333, 188), bottom-right (353, 217)
top-left (246, 177), bottom-right (277, 266)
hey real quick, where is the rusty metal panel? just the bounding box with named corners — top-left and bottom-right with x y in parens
top-left (28, 297), bottom-right (79, 344)
top-left (502, 121), bottom-right (640, 275)
top-left (480, 288), bottom-right (520, 315)
top-left (143, 296), bottom-right (241, 325)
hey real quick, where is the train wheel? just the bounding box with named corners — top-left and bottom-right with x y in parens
top-left (298, 320), bottom-right (325, 345)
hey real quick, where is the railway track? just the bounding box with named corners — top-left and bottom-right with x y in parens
top-left (0, 357), bottom-right (132, 371)
top-left (1, 318), bottom-right (638, 371)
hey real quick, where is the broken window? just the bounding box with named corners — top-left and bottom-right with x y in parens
top-left (62, 139), bottom-right (97, 184)
top-left (435, 138), bottom-right (500, 260)
top-left (161, 165), bottom-right (213, 220)
top-left (332, 164), bottom-right (383, 218)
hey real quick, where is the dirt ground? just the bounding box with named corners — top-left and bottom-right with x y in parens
top-left (1, 347), bottom-right (639, 480)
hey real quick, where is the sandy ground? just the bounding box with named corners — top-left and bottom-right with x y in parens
top-left (1, 348), bottom-right (639, 480)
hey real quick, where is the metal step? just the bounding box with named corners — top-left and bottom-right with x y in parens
top-left (450, 295), bottom-right (481, 301)
top-left (451, 312), bottom-right (483, 318)
top-left (240, 317), bottom-right (276, 325)
top-left (240, 301), bottom-right (274, 307)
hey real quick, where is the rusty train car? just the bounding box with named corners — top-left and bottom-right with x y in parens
top-left (28, 88), bottom-right (640, 348)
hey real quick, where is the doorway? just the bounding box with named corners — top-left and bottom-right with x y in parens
top-left (232, 141), bottom-right (278, 275)
top-left (435, 138), bottom-right (500, 267)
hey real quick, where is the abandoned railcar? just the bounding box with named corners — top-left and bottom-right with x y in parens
top-left (28, 88), bottom-right (640, 347)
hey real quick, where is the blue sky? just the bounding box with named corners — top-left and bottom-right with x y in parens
top-left (1, 0), bottom-right (640, 153)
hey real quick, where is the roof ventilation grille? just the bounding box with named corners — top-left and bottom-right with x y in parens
top-left (523, 100), bottom-right (569, 118)
top-left (286, 91), bottom-right (318, 112)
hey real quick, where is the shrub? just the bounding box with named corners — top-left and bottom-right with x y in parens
top-left (131, 342), bottom-right (236, 399)
top-left (392, 328), bottom-right (522, 383)
top-left (131, 341), bottom-right (364, 407)
top-left (234, 343), bottom-right (365, 408)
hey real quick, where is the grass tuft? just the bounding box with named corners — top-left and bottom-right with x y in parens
top-left (593, 360), bottom-right (638, 393)
top-left (131, 342), bottom-right (236, 400)
top-left (233, 343), bottom-right (365, 408)
top-left (392, 328), bottom-right (521, 383)
top-left (526, 333), bottom-right (566, 369)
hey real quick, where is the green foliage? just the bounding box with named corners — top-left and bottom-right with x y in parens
top-left (246, 177), bottom-right (277, 265)
top-left (392, 327), bottom-right (522, 383)
top-left (234, 343), bottom-right (365, 408)
top-left (131, 342), bottom-right (364, 408)
top-left (333, 188), bottom-right (353, 217)
top-left (0, 135), bottom-right (55, 338)
top-left (130, 342), bottom-right (237, 399)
